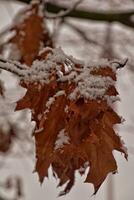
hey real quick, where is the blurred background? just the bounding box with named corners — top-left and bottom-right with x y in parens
top-left (0, 0), bottom-right (134, 199)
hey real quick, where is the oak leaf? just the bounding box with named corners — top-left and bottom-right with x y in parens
top-left (16, 47), bottom-right (127, 195)
top-left (4, 2), bottom-right (53, 66)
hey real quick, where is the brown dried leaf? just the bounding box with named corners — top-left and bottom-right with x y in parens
top-left (7, 2), bottom-right (53, 65)
top-left (16, 50), bottom-right (127, 195)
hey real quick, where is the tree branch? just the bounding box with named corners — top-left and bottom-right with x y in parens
top-left (64, 20), bottom-right (101, 46)
top-left (12, 0), bottom-right (134, 28)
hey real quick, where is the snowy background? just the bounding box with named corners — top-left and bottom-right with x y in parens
top-left (0, 0), bottom-right (134, 200)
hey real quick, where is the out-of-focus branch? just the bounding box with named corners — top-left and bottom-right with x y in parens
top-left (44, 0), bottom-right (84, 19)
top-left (13, 0), bottom-right (30, 3)
top-left (11, 0), bottom-right (134, 28)
top-left (101, 25), bottom-right (115, 59)
top-left (64, 20), bottom-right (101, 46)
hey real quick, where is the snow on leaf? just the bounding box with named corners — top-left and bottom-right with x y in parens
top-left (54, 129), bottom-right (70, 150)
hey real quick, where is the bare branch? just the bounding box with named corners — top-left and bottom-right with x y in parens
top-left (64, 20), bottom-right (101, 46)
top-left (46, 3), bottom-right (134, 28)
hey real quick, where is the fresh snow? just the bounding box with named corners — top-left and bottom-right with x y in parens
top-left (46, 90), bottom-right (66, 110)
top-left (54, 129), bottom-right (70, 150)
top-left (0, 47), bottom-right (121, 105)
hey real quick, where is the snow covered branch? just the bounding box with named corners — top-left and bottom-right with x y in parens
top-left (0, 47), bottom-right (128, 108)
top-left (0, 48), bottom-right (128, 82)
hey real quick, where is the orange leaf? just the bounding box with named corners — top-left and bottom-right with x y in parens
top-left (16, 48), bottom-right (127, 195)
top-left (7, 2), bottom-right (53, 65)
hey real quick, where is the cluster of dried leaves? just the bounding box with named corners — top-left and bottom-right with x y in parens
top-left (0, 0), bottom-right (127, 197)
top-left (17, 56), bottom-right (127, 194)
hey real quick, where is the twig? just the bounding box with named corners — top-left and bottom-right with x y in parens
top-left (111, 58), bottom-right (128, 69)
top-left (0, 58), bottom-right (27, 77)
